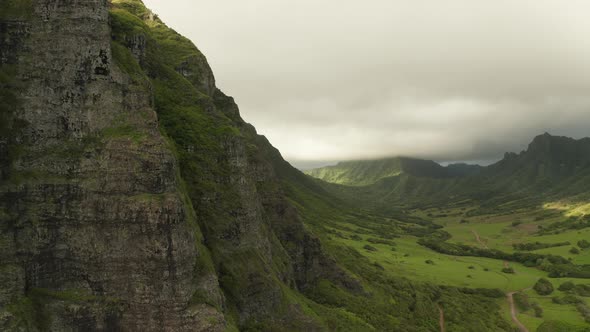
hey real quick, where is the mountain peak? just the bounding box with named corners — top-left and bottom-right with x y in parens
top-left (489, 134), bottom-right (590, 182)
top-left (525, 133), bottom-right (589, 158)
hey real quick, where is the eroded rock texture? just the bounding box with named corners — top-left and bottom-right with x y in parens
top-left (0, 1), bottom-right (224, 331)
top-left (0, 0), bottom-right (360, 331)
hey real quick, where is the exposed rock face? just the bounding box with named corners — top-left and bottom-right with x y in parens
top-left (196, 98), bottom-right (362, 327)
top-left (0, 0), bottom-right (224, 331)
top-left (107, 1), bottom-right (362, 329)
top-left (0, 2), bottom-right (530, 331)
top-left (1, 0), bottom-right (360, 331)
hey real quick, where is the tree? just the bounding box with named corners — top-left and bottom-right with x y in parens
top-left (559, 281), bottom-right (575, 292)
top-left (534, 278), bottom-right (554, 295)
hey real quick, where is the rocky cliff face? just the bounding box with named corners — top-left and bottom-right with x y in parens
top-left (0, 0), bottom-right (224, 330)
top-left (107, 1), bottom-right (360, 329)
top-left (0, 0), bottom-right (358, 331)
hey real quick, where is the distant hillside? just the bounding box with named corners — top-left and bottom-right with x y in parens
top-left (485, 133), bottom-right (590, 187)
top-left (308, 133), bottom-right (590, 211)
top-left (446, 163), bottom-right (484, 177)
top-left (305, 157), bottom-right (480, 186)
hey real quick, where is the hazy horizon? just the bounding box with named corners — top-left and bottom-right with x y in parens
top-left (289, 131), bottom-right (577, 170)
top-left (290, 157), bottom-right (500, 171)
top-left (143, 0), bottom-right (590, 166)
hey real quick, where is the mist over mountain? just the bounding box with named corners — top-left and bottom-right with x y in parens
top-left (309, 133), bottom-right (590, 182)
top-left (2, 1), bottom-right (590, 331)
top-left (144, 0), bottom-right (590, 164)
top-left (306, 133), bottom-right (590, 211)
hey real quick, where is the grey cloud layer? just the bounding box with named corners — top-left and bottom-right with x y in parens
top-left (144, 0), bottom-right (590, 163)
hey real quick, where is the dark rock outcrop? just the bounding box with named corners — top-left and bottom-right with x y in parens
top-left (1, 1), bottom-right (224, 331)
top-left (0, 0), bottom-right (359, 331)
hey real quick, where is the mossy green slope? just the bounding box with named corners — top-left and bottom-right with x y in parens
top-left (4, 0), bottom-right (586, 330)
top-left (307, 134), bottom-right (590, 215)
top-left (1, 1), bottom-right (227, 330)
top-left (110, 1), bottom-right (369, 330)
top-left (109, 1), bottom-right (517, 330)
top-left (278, 159), bottom-right (513, 331)
top-left (305, 157), bottom-right (455, 186)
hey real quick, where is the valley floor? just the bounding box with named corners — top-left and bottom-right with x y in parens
top-left (321, 201), bottom-right (590, 331)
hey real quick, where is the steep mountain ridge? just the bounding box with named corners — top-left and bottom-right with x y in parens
top-left (305, 157), bottom-right (471, 186)
top-left (109, 1), bottom-right (369, 329)
top-left (0, 0), bottom-right (359, 330)
top-left (308, 134), bottom-right (590, 211)
top-left (0, 0), bottom-right (224, 330)
top-left (0, 1), bottom-right (527, 331)
top-left (485, 133), bottom-right (590, 188)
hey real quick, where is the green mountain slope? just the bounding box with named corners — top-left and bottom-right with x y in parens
top-left (305, 157), bottom-right (472, 186)
top-left (0, 0), bottom-right (520, 330)
top-left (483, 133), bottom-right (590, 192)
top-left (13, 0), bottom-right (590, 330)
top-left (128, 10), bottom-right (589, 327)
top-left (132, 5), bottom-right (512, 326)
top-left (306, 134), bottom-right (590, 330)
top-left (308, 133), bottom-right (590, 212)
top-left (108, 2), bottom-right (367, 330)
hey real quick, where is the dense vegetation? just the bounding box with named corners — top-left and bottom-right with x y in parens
top-left (513, 241), bottom-right (571, 251)
top-left (3, 0), bottom-right (590, 330)
top-left (108, 1), bottom-right (516, 330)
top-left (418, 236), bottom-right (570, 268)
top-left (534, 279), bottom-right (555, 296)
top-left (304, 134), bottom-right (590, 330)
top-left (304, 157), bottom-right (466, 186)
top-left (107, 1), bottom-right (590, 329)
top-left (6, 0), bottom-right (581, 329)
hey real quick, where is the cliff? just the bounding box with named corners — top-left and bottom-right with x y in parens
top-left (1, 0), bottom-right (225, 330)
top-left (0, 0), bottom-right (357, 330)
top-left (0, 1), bottom-right (520, 331)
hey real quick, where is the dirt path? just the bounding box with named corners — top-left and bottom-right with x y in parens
top-left (470, 230), bottom-right (528, 331)
top-left (507, 291), bottom-right (529, 332)
top-left (471, 229), bottom-right (488, 249)
top-left (438, 305), bottom-right (445, 332)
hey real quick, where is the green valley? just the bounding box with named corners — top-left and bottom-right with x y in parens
top-left (1, 0), bottom-right (589, 331)
top-left (305, 134), bottom-right (590, 331)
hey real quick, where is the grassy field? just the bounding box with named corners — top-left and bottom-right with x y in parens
top-left (322, 202), bottom-right (590, 331)
top-left (521, 291), bottom-right (589, 330)
top-left (332, 234), bottom-right (547, 290)
top-left (413, 205), bottom-right (590, 264)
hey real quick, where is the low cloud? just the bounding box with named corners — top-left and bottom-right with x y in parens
top-left (144, 0), bottom-right (590, 165)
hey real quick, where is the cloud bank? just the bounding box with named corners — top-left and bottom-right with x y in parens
top-left (143, 0), bottom-right (590, 165)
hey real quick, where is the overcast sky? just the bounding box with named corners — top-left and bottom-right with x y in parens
top-left (143, 0), bottom-right (590, 167)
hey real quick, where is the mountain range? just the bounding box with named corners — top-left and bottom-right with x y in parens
top-left (306, 133), bottom-right (590, 212)
top-left (1, 0), bottom-right (589, 331)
